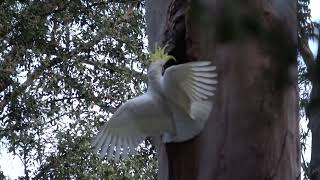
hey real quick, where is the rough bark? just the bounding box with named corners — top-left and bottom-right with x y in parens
top-left (309, 86), bottom-right (320, 180)
top-left (146, 0), bottom-right (300, 180)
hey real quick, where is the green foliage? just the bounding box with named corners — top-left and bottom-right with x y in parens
top-left (297, 0), bottom-right (318, 40)
top-left (297, 1), bottom-right (319, 180)
top-left (0, 0), bottom-right (157, 179)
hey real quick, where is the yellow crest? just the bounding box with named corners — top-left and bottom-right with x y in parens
top-left (150, 45), bottom-right (176, 62)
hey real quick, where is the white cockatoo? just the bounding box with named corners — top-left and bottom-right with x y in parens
top-left (92, 47), bottom-right (217, 161)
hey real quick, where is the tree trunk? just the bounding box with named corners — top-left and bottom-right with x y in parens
top-left (146, 0), bottom-right (300, 180)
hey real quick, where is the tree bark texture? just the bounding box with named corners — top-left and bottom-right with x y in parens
top-left (309, 80), bottom-right (320, 180)
top-left (146, 0), bottom-right (300, 180)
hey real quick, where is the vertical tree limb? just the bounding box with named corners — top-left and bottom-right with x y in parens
top-left (146, 0), bottom-right (300, 179)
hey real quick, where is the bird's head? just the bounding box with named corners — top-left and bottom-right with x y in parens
top-left (149, 45), bottom-right (176, 65)
top-left (148, 45), bottom-right (176, 79)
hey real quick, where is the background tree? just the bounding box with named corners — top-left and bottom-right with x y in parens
top-left (146, 0), bottom-right (299, 179)
top-left (0, 0), bottom-right (157, 179)
top-left (298, 0), bottom-right (320, 179)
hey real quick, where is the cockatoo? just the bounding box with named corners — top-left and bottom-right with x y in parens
top-left (92, 47), bottom-right (217, 161)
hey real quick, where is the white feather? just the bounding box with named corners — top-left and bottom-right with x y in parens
top-left (92, 60), bottom-right (217, 160)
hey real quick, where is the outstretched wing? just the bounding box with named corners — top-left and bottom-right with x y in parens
top-left (161, 61), bottom-right (217, 121)
top-left (92, 93), bottom-right (172, 161)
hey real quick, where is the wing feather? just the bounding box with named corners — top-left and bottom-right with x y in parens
top-left (114, 137), bottom-right (122, 162)
top-left (92, 124), bottom-right (108, 149)
top-left (92, 125), bottom-right (105, 146)
top-left (186, 61), bottom-right (211, 66)
top-left (93, 128), bottom-right (110, 154)
top-left (162, 61), bottom-right (217, 120)
top-left (106, 135), bottom-right (117, 159)
top-left (191, 65), bottom-right (216, 71)
top-left (185, 83), bottom-right (209, 100)
top-left (92, 94), bottom-right (172, 160)
top-left (191, 81), bottom-right (217, 91)
top-left (121, 138), bottom-right (129, 159)
top-left (128, 136), bottom-right (137, 155)
top-left (193, 72), bottom-right (217, 78)
top-left (192, 76), bottom-right (218, 84)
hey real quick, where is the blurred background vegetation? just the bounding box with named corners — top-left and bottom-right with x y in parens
top-left (0, 0), bottom-right (156, 179)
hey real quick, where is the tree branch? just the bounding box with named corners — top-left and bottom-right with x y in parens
top-left (301, 150), bottom-right (311, 179)
top-left (40, 0), bottom-right (141, 16)
top-left (0, 57), bottom-right (64, 113)
top-left (0, 45), bottom-right (25, 92)
top-left (78, 58), bottom-right (147, 81)
top-left (298, 37), bottom-right (315, 72)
